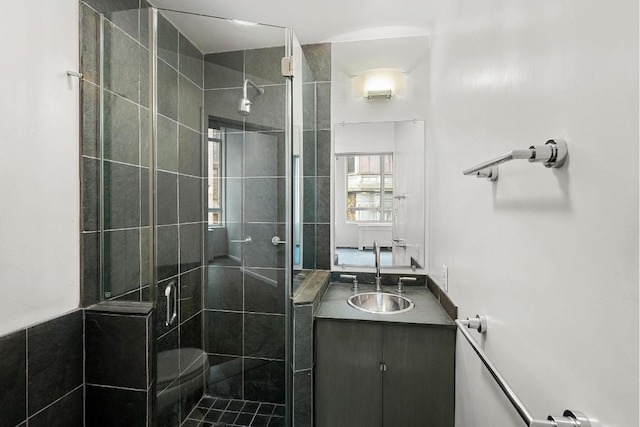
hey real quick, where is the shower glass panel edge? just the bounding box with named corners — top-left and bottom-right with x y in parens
top-left (284, 28), bottom-right (294, 427)
top-left (149, 7), bottom-right (158, 310)
top-left (93, 3), bottom-right (156, 305)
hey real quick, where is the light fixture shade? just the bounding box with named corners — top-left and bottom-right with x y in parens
top-left (352, 68), bottom-right (405, 100)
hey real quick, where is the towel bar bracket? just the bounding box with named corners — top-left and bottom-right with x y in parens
top-left (463, 138), bottom-right (568, 181)
top-left (533, 139), bottom-right (568, 169)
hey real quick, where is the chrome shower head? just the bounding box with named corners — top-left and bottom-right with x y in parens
top-left (238, 98), bottom-right (252, 116)
top-left (237, 79), bottom-right (264, 116)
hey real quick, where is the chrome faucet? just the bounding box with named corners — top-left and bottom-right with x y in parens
top-left (373, 240), bottom-right (382, 291)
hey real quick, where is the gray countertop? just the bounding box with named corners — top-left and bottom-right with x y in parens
top-left (315, 282), bottom-right (455, 328)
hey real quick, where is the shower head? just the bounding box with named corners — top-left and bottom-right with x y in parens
top-left (238, 97), bottom-right (252, 116)
top-left (238, 79), bottom-right (264, 116)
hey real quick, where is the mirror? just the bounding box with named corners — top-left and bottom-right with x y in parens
top-left (333, 120), bottom-right (426, 269)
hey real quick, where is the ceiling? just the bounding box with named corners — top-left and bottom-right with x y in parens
top-left (150, 0), bottom-right (443, 53)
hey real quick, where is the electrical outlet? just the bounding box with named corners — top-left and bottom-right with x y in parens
top-left (442, 265), bottom-right (448, 292)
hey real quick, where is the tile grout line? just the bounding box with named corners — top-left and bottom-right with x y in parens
top-left (85, 382), bottom-right (148, 392)
top-left (26, 384), bottom-right (84, 422)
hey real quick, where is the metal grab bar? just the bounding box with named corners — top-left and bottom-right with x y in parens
top-left (230, 236), bottom-right (252, 243)
top-left (456, 317), bottom-right (592, 427)
top-left (463, 139), bottom-right (568, 180)
top-left (165, 281), bottom-right (177, 327)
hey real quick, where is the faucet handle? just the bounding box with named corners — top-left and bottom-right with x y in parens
top-left (396, 277), bottom-right (417, 293)
top-left (340, 274), bottom-right (359, 291)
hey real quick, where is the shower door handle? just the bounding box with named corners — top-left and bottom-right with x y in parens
top-left (165, 281), bottom-right (177, 327)
top-left (230, 236), bottom-right (252, 243)
top-left (271, 236), bottom-right (287, 246)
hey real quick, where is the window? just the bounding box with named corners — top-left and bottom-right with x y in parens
top-left (346, 154), bottom-right (393, 222)
top-left (208, 127), bottom-right (222, 226)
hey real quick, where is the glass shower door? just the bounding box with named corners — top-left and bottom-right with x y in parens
top-left (149, 9), bottom-right (294, 426)
top-left (149, 8), bottom-right (209, 426)
top-left (204, 32), bottom-right (291, 414)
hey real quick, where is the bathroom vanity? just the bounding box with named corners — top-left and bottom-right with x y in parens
top-left (314, 283), bottom-right (455, 427)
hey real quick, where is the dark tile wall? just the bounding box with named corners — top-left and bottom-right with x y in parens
top-left (149, 11), bottom-right (206, 427)
top-left (291, 270), bottom-right (330, 427)
top-left (80, 1), bottom-right (153, 305)
top-left (203, 45), bottom-right (289, 405)
top-left (85, 303), bottom-right (154, 427)
top-left (81, 2), bottom-right (206, 426)
top-left (81, 1), bottom-right (205, 303)
top-left (0, 310), bottom-right (84, 427)
top-left (301, 43), bottom-right (332, 271)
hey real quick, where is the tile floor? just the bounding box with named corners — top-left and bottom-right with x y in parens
top-left (182, 396), bottom-right (285, 427)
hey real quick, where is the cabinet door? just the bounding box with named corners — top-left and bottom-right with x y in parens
top-left (382, 324), bottom-right (455, 427)
top-left (315, 320), bottom-right (383, 427)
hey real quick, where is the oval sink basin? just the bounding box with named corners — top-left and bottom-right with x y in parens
top-left (347, 292), bottom-right (415, 315)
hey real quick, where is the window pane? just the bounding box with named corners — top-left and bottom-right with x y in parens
top-left (384, 155), bottom-right (393, 173)
top-left (384, 174), bottom-right (393, 191)
top-left (347, 209), bottom-right (380, 222)
top-left (383, 192), bottom-right (393, 209)
top-left (347, 207), bottom-right (356, 221)
top-left (359, 155), bottom-right (380, 174)
top-left (208, 132), bottom-right (222, 226)
top-left (345, 154), bottom-right (392, 223)
top-left (348, 156), bottom-right (355, 174)
top-left (349, 192), bottom-right (379, 208)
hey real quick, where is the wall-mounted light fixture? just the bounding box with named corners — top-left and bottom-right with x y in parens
top-left (352, 68), bottom-right (405, 100)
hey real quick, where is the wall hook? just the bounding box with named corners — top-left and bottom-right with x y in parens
top-left (67, 70), bottom-right (83, 79)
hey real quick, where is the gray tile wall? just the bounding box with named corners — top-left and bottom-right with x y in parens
top-left (81, 1), bottom-right (153, 305)
top-left (81, 1), bottom-right (205, 305)
top-left (291, 270), bottom-right (330, 427)
top-left (80, 3), bottom-right (206, 426)
top-left (203, 45), bottom-right (288, 405)
top-left (301, 43), bottom-right (332, 271)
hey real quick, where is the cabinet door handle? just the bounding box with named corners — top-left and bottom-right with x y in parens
top-left (379, 363), bottom-right (387, 372)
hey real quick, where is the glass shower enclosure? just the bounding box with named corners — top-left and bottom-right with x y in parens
top-left (81, 2), bottom-right (301, 425)
top-left (151, 9), bottom-right (298, 426)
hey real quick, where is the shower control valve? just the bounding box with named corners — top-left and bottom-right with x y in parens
top-left (271, 236), bottom-right (287, 246)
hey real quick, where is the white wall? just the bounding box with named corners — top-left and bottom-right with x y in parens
top-left (331, 36), bottom-right (430, 124)
top-left (428, 1), bottom-right (638, 426)
top-left (0, 0), bottom-right (80, 335)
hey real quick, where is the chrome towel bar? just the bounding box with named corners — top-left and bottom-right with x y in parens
top-left (456, 316), bottom-right (592, 427)
top-left (463, 139), bottom-right (568, 181)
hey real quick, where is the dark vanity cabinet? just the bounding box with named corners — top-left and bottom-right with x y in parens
top-left (315, 319), bottom-right (455, 427)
